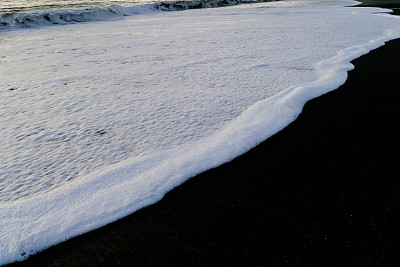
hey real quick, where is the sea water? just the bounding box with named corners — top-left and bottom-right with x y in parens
top-left (0, 0), bottom-right (153, 13)
top-left (0, 0), bottom-right (279, 27)
top-left (1, 0), bottom-right (400, 264)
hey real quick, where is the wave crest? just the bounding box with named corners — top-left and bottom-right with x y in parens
top-left (0, 5), bottom-right (137, 28)
top-left (156, 0), bottom-right (276, 10)
top-left (0, 0), bottom-right (278, 29)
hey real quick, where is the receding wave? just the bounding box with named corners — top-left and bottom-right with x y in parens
top-left (0, 0), bottom-right (278, 29)
top-left (1, 0), bottom-right (399, 264)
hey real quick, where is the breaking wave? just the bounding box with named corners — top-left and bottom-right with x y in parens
top-left (0, 5), bottom-right (147, 28)
top-left (0, 0), bottom-right (279, 29)
top-left (155, 0), bottom-right (277, 10)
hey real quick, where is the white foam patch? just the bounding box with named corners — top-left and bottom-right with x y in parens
top-left (1, 0), bottom-right (400, 264)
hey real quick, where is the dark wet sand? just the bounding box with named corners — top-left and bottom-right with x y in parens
top-left (8, 2), bottom-right (400, 266)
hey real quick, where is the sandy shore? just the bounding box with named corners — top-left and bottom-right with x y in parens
top-left (8, 2), bottom-right (400, 266)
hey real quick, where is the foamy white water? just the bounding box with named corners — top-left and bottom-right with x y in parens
top-left (0, 0), bottom-right (153, 13)
top-left (1, 0), bottom-right (400, 264)
top-left (0, 0), bottom-right (279, 28)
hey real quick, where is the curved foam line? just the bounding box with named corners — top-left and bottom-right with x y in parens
top-left (1, 23), bottom-right (399, 264)
top-left (1, 6), bottom-right (400, 267)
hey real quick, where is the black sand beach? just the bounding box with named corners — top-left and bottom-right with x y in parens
top-left (359, 0), bottom-right (400, 15)
top-left (8, 1), bottom-right (400, 266)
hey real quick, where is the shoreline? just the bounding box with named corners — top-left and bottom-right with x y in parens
top-left (7, 2), bottom-right (400, 266)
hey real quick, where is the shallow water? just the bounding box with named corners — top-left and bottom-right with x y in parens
top-left (1, 0), bottom-right (399, 264)
top-left (1, 2), bottom-right (321, 203)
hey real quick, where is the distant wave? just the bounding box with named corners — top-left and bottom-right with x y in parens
top-left (0, 5), bottom-right (145, 28)
top-left (155, 0), bottom-right (277, 10)
top-left (0, 0), bottom-right (278, 29)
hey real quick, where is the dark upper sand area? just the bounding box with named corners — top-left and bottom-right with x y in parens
top-left (360, 0), bottom-right (400, 6)
top-left (8, 1), bottom-right (400, 266)
top-left (360, 0), bottom-right (400, 15)
top-left (359, 0), bottom-right (400, 14)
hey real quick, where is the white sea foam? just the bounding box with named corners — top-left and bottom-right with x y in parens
top-left (0, 0), bottom-right (279, 29)
top-left (0, 4), bottom-right (153, 28)
top-left (1, 0), bottom-right (400, 264)
top-left (0, 0), bottom-right (156, 13)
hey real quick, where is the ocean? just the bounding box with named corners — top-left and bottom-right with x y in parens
top-left (0, 0), bottom-right (280, 27)
top-left (1, 0), bottom-right (400, 264)
top-left (0, 0), bottom-right (153, 13)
